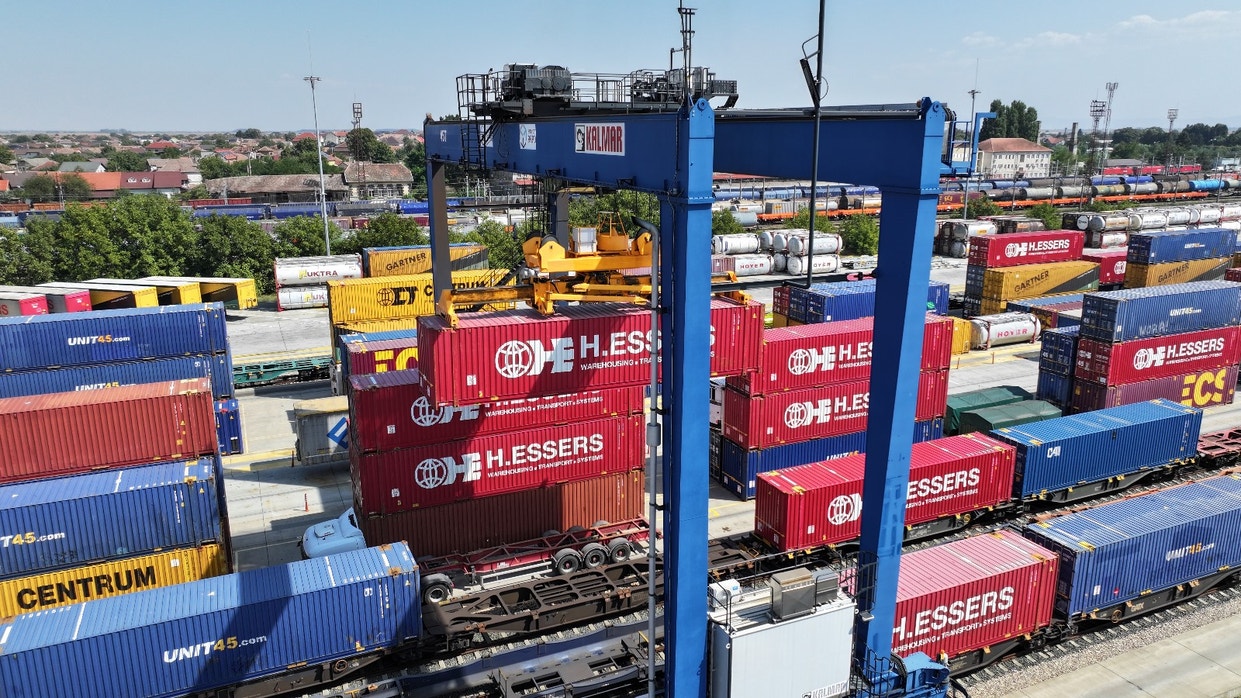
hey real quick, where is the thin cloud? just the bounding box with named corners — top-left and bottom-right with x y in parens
top-left (961, 32), bottom-right (999, 47)
top-left (1117, 10), bottom-right (1240, 33)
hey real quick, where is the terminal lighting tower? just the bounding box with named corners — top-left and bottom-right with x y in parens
top-left (304, 74), bottom-right (332, 255)
top-left (1089, 99), bottom-right (1108, 175)
top-left (1100, 82), bottom-right (1118, 170)
top-left (1167, 108), bottom-right (1179, 166)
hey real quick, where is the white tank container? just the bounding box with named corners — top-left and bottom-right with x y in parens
top-left (712, 233), bottom-right (762, 255)
top-left (786, 233), bottom-right (843, 256)
top-left (769, 233), bottom-right (791, 252)
top-left (730, 210), bottom-right (759, 227)
top-left (758, 231), bottom-right (779, 251)
top-left (969, 312), bottom-right (1041, 350)
top-left (1087, 213), bottom-right (1130, 232)
top-left (1073, 213), bottom-right (1091, 231)
top-left (786, 254), bottom-right (841, 276)
top-left (1087, 231), bottom-right (1128, 249)
top-left (277, 285), bottom-right (330, 311)
top-left (1128, 211), bottom-right (1168, 230)
top-left (948, 239), bottom-right (969, 258)
top-left (1163, 208), bottom-right (1193, 226)
top-left (274, 255), bottom-right (363, 287)
top-left (949, 220), bottom-right (996, 240)
top-left (732, 254), bottom-right (775, 276)
top-left (732, 203), bottom-right (763, 213)
top-left (1193, 206), bottom-right (1222, 224)
top-left (1219, 220), bottom-right (1241, 231)
top-left (771, 253), bottom-right (788, 273)
top-left (1220, 204), bottom-right (1241, 221)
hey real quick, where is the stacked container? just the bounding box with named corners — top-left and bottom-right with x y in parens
top-left (1070, 281), bottom-right (1241, 413)
top-left (1124, 228), bottom-right (1237, 288)
top-left (0, 379), bottom-right (229, 614)
top-left (962, 229), bottom-right (1091, 317)
top-left (718, 314), bottom-right (953, 499)
top-left (0, 304), bottom-right (241, 454)
top-left (274, 255), bottom-right (363, 311)
top-left (785, 279), bottom-right (948, 325)
top-left (362, 243), bottom-right (488, 277)
top-left (1036, 325), bottom-right (1079, 409)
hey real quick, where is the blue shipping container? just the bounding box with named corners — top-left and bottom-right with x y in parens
top-left (215, 399), bottom-right (243, 455)
top-left (1039, 325), bottom-right (1079, 376)
top-left (0, 354), bottom-right (232, 400)
top-left (720, 419), bottom-right (942, 500)
top-left (1127, 228), bottom-right (1237, 264)
top-left (1078, 281), bottom-right (1241, 343)
top-left (1024, 474), bottom-right (1241, 617)
top-left (0, 458), bottom-right (220, 579)
top-left (0, 544), bottom-right (421, 698)
top-left (992, 399), bottom-right (1202, 498)
top-left (0, 304), bottom-right (230, 371)
top-left (801, 279), bottom-right (949, 324)
top-left (1036, 371), bottom-right (1073, 409)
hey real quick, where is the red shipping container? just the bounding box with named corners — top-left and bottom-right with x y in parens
top-left (754, 433), bottom-right (1015, 551)
top-left (1074, 326), bottom-right (1241, 385)
top-left (358, 471), bottom-right (646, 558)
top-left (0, 293), bottom-right (48, 316)
top-left (773, 285), bottom-right (791, 316)
top-left (726, 315), bottom-right (954, 396)
top-left (419, 299), bottom-right (764, 406)
top-left (967, 230), bottom-right (1085, 269)
top-left (1082, 248), bottom-right (1128, 285)
top-left (0, 378), bottom-right (217, 484)
top-left (346, 337), bottom-right (419, 376)
top-left (1226, 268), bottom-right (1241, 283)
top-left (352, 414), bottom-right (645, 514)
top-left (1070, 364), bottom-right (1239, 413)
top-left (723, 370), bottom-right (948, 449)
top-left (889, 530), bottom-right (1058, 661)
top-left (350, 369), bottom-right (646, 453)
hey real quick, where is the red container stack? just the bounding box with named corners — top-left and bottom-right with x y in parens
top-left (1082, 248), bottom-right (1128, 286)
top-left (1074, 326), bottom-right (1241, 387)
top-left (717, 314), bottom-right (954, 499)
top-left (967, 229), bottom-right (1085, 269)
top-left (754, 433), bottom-right (1016, 552)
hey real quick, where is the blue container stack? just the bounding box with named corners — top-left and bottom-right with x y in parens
top-left (1125, 228), bottom-right (1237, 287)
top-left (1036, 325), bottom-right (1079, 409)
top-left (0, 304), bottom-right (241, 454)
top-left (786, 279), bottom-right (949, 324)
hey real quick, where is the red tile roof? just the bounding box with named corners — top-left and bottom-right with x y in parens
top-left (978, 138), bottom-right (1050, 153)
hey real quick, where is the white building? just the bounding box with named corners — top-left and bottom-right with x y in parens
top-left (977, 138), bottom-right (1052, 179)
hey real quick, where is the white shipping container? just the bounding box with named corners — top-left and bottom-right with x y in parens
top-left (732, 254), bottom-right (775, 276)
top-left (277, 285), bottom-right (329, 311)
top-left (712, 233), bottom-right (762, 256)
top-left (786, 254), bottom-right (841, 276)
top-left (274, 255), bottom-right (363, 287)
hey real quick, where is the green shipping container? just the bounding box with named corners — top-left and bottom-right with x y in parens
top-left (959, 400), bottom-right (1061, 435)
top-left (945, 385), bottom-right (1033, 434)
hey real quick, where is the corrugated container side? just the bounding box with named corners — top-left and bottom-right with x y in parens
top-left (891, 531), bottom-right (1058, 661)
top-left (327, 269), bottom-right (513, 325)
top-left (359, 472), bottom-right (645, 558)
top-left (798, 280), bottom-right (949, 322)
top-left (722, 370), bottom-right (947, 449)
top-left (1036, 372), bottom-right (1074, 409)
top-left (0, 378), bottom-right (218, 483)
top-left (1127, 227), bottom-right (1238, 264)
top-left (1124, 257), bottom-right (1229, 288)
top-left (0, 543), bottom-right (226, 616)
top-left (1070, 365), bottom-right (1238, 412)
top-left (1023, 474), bottom-right (1241, 617)
top-left (0, 304), bottom-right (229, 371)
top-left (980, 261), bottom-right (1100, 300)
top-left (332, 318), bottom-right (422, 359)
top-left (945, 386), bottom-right (1032, 434)
top-left (0, 458), bottom-right (221, 579)
top-left (993, 399), bottom-right (1202, 498)
top-left (1078, 281), bottom-right (1241, 343)
top-left (343, 337), bottom-right (418, 386)
top-left (967, 230), bottom-right (1085, 268)
top-left (1039, 325), bottom-right (1080, 376)
top-left (1028, 301), bottom-right (1083, 331)
top-left (1074, 326), bottom-right (1241, 385)
top-left (363, 244), bottom-right (488, 277)
top-left (951, 317), bottom-right (972, 355)
top-left (214, 399), bottom-right (243, 456)
top-left (0, 545), bottom-right (420, 698)
top-left (755, 434), bottom-right (1016, 551)
top-left (0, 354), bottom-right (232, 400)
top-left (351, 370), bottom-right (644, 453)
top-left (719, 420), bottom-right (940, 500)
top-left (1081, 249), bottom-right (1128, 285)
top-left (726, 315), bottom-right (953, 396)
top-left (0, 286), bottom-right (91, 313)
top-left (0, 294), bottom-right (49, 317)
top-left (352, 414), bottom-right (645, 514)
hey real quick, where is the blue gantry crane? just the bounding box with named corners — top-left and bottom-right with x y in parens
top-left (423, 59), bottom-right (953, 697)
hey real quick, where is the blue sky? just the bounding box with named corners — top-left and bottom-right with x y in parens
top-left (2, 1), bottom-right (1238, 133)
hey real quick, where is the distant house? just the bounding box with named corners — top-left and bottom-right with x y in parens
top-left (119, 171), bottom-right (188, 197)
top-left (147, 157), bottom-right (203, 186)
top-left (977, 138), bottom-right (1052, 179)
top-left (342, 162), bottom-right (413, 199)
top-left (57, 161), bottom-right (106, 173)
top-left (145, 140), bottom-right (179, 152)
top-left (204, 174), bottom-right (349, 204)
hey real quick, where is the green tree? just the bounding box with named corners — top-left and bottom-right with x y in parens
top-left (1028, 203), bottom-right (1061, 231)
top-left (235, 128), bottom-right (262, 140)
top-left (273, 216), bottom-right (346, 258)
top-left (396, 138), bottom-right (427, 198)
top-left (103, 149), bottom-right (148, 172)
top-left (188, 215), bottom-right (277, 293)
top-left (463, 219), bottom-right (522, 270)
top-left (966, 197), bottom-right (1002, 219)
top-left (335, 213), bottom-right (427, 255)
top-left (838, 214), bottom-right (879, 255)
top-left (568, 190), bottom-right (660, 230)
top-left (784, 206), bottom-right (831, 229)
top-left (20, 174), bottom-right (91, 203)
top-left (197, 156), bottom-right (231, 180)
top-left (0, 145), bottom-right (12, 164)
top-left (161, 147), bottom-right (183, 159)
top-left (178, 185), bottom-right (212, 201)
top-left (345, 128), bottom-right (396, 163)
top-left (979, 99), bottom-right (1039, 141)
top-left (1051, 144), bottom-right (1076, 174)
top-left (37, 197), bottom-right (198, 281)
top-left (0, 228), bottom-right (54, 285)
top-left (711, 209), bottom-right (746, 235)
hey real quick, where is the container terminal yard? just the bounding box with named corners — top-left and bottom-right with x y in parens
top-left (9, 12), bottom-right (1241, 698)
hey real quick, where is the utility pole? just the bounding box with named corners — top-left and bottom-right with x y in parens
top-left (1089, 99), bottom-right (1107, 176)
top-left (1100, 82), bottom-right (1118, 172)
top-left (1166, 108), bottom-right (1178, 167)
top-left (304, 74), bottom-right (332, 255)
top-left (963, 86), bottom-right (980, 221)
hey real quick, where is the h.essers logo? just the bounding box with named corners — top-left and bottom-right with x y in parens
top-left (410, 396), bottom-right (479, 427)
top-left (786, 341), bottom-right (872, 376)
top-left (784, 399), bottom-right (833, 428)
top-left (1004, 238), bottom-right (1070, 258)
top-left (413, 433), bottom-right (605, 489)
top-left (494, 330), bottom-right (653, 379)
top-left (827, 493), bottom-right (863, 525)
top-left (1132, 337), bottom-right (1226, 370)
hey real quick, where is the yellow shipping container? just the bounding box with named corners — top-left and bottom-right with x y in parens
top-left (786, 317), bottom-right (805, 326)
top-left (770, 312), bottom-right (789, 328)
top-left (328, 269), bottom-right (513, 325)
top-left (89, 278), bottom-right (202, 305)
top-left (40, 282), bottom-right (161, 309)
top-left (980, 260), bottom-right (1099, 300)
top-left (138, 276), bottom-right (259, 310)
top-left (0, 543), bottom-right (226, 616)
top-left (951, 317), bottom-right (972, 355)
top-left (1124, 257), bottom-right (1229, 288)
top-left (366, 244), bottom-right (488, 277)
